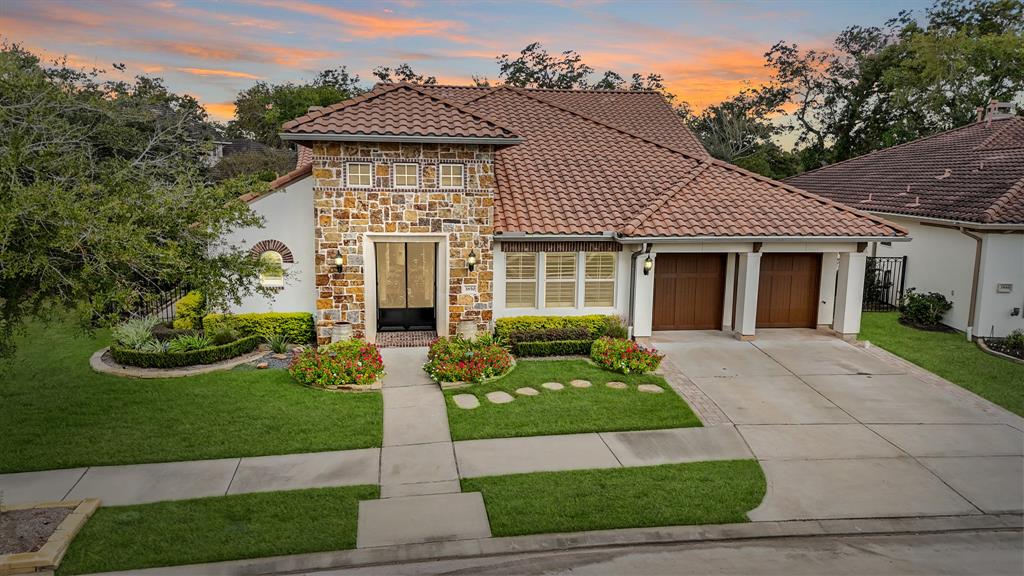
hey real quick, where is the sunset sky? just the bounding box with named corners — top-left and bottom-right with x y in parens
top-left (3, 0), bottom-right (931, 123)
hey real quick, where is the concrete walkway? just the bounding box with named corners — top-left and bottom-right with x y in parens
top-left (652, 328), bottom-right (1024, 521)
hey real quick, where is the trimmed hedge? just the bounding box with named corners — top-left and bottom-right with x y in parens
top-left (507, 326), bottom-right (591, 344)
top-left (495, 315), bottom-right (611, 341)
top-left (203, 312), bottom-right (315, 344)
top-left (111, 336), bottom-right (261, 369)
top-left (512, 339), bottom-right (594, 357)
top-left (172, 291), bottom-right (205, 331)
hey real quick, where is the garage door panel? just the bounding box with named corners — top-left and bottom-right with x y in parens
top-left (757, 254), bottom-right (820, 328)
top-left (653, 254), bottom-right (725, 331)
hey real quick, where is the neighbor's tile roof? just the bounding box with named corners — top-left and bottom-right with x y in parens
top-left (281, 83), bottom-right (519, 141)
top-left (785, 117), bottom-right (1024, 225)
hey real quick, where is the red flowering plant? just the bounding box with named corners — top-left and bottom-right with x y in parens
top-left (424, 334), bottom-right (513, 384)
top-left (288, 339), bottom-right (385, 388)
top-left (590, 337), bottom-right (663, 374)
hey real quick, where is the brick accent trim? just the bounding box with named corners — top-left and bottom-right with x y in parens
top-left (501, 240), bottom-right (622, 253)
top-left (250, 239), bottom-right (294, 263)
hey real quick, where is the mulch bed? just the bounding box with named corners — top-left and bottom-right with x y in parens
top-left (0, 507), bottom-right (72, 555)
top-left (984, 338), bottom-right (1024, 361)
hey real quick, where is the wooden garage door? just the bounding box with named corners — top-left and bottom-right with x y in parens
top-left (653, 254), bottom-right (725, 330)
top-left (756, 253), bottom-right (821, 328)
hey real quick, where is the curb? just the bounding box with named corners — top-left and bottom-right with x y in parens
top-left (84, 513), bottom-right (1023, 576)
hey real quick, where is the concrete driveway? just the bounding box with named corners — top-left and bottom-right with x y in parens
top-left (651, 329), bottom-right (1024, 521)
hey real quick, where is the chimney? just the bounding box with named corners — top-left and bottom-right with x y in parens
top-left (983, 99), bottom-right (1016, 121)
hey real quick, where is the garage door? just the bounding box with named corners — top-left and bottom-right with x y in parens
top-left (756, 253), bottom-right (821, 328)
top-left (652, 254), bottom-right (725, 330)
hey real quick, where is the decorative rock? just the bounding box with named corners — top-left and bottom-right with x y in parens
top-left (272, 353), bottom-right (288, 360)
top-left (256, 362), bottom-right (269, 370)
top-left (515, 387), bottom-right (540, 396)
top-left (453, 394), bottom-right (480, 409)
top-left (606, 381), bottom-right (627, 389)
top-left (637, 384), bottom-right (664, 393)
top-left (541, 382), bottom-right (564, 391)
top-left (570, 379), bottom-right (592, 388)
top-left (485, 391), bottom-right (515, 404)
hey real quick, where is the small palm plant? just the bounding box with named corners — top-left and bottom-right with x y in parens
top-left (266, 334), bottom-right (291, 354)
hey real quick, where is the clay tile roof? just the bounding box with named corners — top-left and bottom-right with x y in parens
top-left (296, 144), bottom-right (312, 168)
top-left (281, 83), bottom-right (520, 141)
top-left (785, 117), bottom-right (1024, 225)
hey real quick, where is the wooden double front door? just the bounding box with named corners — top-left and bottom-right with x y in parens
top-left (376, 243), bottom-right (436, 331)
top-left (652, 253), bottom-right (726, 331)
top-left (756, 253), bottom-right (821, 328)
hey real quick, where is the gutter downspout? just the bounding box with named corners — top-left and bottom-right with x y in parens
top-left (627, 243), bottom-right (651, 340)
top-left (959, 228), bottom-right (983, 341)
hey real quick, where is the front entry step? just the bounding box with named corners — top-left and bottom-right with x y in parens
top-left (376, 330), bottom-right (437, 348)
top-left (357, 492), bottom-right (491, 548)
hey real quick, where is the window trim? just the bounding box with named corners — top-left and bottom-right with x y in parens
top-left (439, 163), bottom-right (465, 189)
top-left (346, 162), bottom-right (373, 188)
top-left (393, 162), bottom-right (419, 189)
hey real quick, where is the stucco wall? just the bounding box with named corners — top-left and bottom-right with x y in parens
top-left (223, 176), bottom-right (316, 314)
top-left (874, 216), bottom-right (975, 332)
top-left (975, 232), bottom-right (1024, 338)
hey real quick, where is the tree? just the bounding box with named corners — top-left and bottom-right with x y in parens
top-left (371, 63), bottom-right (436, 85)
top-left (0, 44), bottom-right (272, 357)
top-left (684, 85), bottom-right (789, 163)
top-left (211, 148), bottom-right (298, 183)
top-left (226, 67), bottom-right (363, 147)
top-left (496, 42), bottom-right (594, 89)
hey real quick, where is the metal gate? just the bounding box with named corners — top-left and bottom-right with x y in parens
top-left (863, 256), bottom-right (906, 311)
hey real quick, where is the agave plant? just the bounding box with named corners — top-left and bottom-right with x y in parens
top-left (266, 333), bottom-right (290, 354)
top-left (112, 316), bottom-right (161, 350)
top-left (167, 333), bottom-right (212, 353)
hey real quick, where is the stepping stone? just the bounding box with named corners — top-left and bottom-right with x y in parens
top-left (541, 382), bottom-right (564, 391)
top-left (570, 379), bottom-right (592, 388)
top-left (606, 381), bottom-right (627, 389)
top-left (485, 391), bottom-right (515, 404)
top-left (515, 387), bottom-right (539, 396)
top-left (637, 384), bottom-right (664, 393)
top-left (453, 394), bottom-right (480, 409)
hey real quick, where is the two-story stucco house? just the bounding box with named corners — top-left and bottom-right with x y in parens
top-left (225, 82), bottom-right (906, 345)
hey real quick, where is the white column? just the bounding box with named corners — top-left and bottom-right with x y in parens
top-left (632, 252), bottom-right (656, 337)
top-left (722, 253), bottom-right (736, 330)
top-left (834, 252), bottom-right (866, 336)
top-left (817, 253), bottom-right (840, 327)
top-left (734, 252), bottom-right (762, 340)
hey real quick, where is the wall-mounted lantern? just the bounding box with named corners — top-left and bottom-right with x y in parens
top-left (467, 249), bottom-right (477, 272)
top-left (643, 255), bottom-right (654, 276)
top-left (334, 250), bottom-right (344, 273)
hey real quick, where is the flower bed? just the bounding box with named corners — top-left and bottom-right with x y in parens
top-left (590, 337), bottom-right (663, 374)
top-left (289, 340), bottom-right (385, 389)
top-left (424, 335), bottom-right (514, 384)
top-left (984, 330), bottom-right (1024, 361)
top-left (110, 336), bottom-right (261, 369)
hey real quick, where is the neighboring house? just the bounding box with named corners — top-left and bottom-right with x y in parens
top-left (226, 82), bottom-right (905, 344)
top-left (786, 102), bottom-right (1024, 338)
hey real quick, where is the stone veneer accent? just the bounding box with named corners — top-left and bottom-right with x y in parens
top-left (310, 141), bottom-right (495, 343)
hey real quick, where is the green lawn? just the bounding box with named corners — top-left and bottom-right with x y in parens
top-left (860, 312), bottom-right (1024, 417)
top-left (444, 359), bottom-right (700, 441)
top-left (0, 321), bottom-right (382, 473)
top-left (462, 460), bottom-right (765, 537)
top-left (58, 485), bottom-right (378, 575)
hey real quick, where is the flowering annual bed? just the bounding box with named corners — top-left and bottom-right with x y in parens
top-left (424, 335), bottom-right (514, 384)
top-left (288, 339), bottom-right (385, 388)
top-left (590, 337), bottom-right (663, 374)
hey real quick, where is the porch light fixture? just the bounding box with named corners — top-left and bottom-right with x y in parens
top-left (467, 250), bottom-right (477, 272)
top-left (334, 250), bottom-right (343, 273)
top-left (643, 255), bottom-right (654, 276)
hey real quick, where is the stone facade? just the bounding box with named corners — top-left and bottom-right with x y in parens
top-left (310, 141), bottom-right (495, 343)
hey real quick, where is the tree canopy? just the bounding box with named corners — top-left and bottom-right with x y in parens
top-left (0, 44), bottom-right (272, 357)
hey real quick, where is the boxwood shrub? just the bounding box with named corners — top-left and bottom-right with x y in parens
top-left (512, 339), bottom-right (594, 357)
top-left (203, 312), bottom-right (315, 344)
top-left (111, 336), bottom-right (261, 369)
top-left (494, 315), bottom-right (611, 341)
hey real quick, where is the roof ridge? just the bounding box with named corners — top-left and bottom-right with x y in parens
top-left (973, 116), bottom-right (1024, 152)
top-left (409, 83), bottom-right (663, 95)
top-left (650, 90), bottom-right (710, 158)
top-left (790, 119), bottom-right (1000, 180)
top-left (622, 161), bottom-right (711, 235)
top-left (281, 83), bottom-right (402, 131)
top-left (982, 172), bottom-right (1024, 223)
top-left (707, 158), bottom-right (908, 236)
top-left (397, 83), bottom-right (519, 137)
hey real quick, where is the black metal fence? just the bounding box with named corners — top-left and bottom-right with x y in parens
top-left (138, 285), bottom-right (189, 324)
top-left (863, 256), bottom-right (906, 311)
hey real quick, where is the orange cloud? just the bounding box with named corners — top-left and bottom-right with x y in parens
top-left (202, 101), bottom-right (236, 122)
top-left (257, 0), bottom-right (468, 40)
top-left (178, 67), bottom-right (263, 80)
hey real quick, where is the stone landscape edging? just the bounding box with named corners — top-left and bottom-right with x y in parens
top-left (0, 498), bottom-right (101, 574)
top-left (81, 513), bottom-right (1023, 576)
top-left (90, 347), bottom-right (267, 379)
top-left (977, 338), bottom-right (1024, 366)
